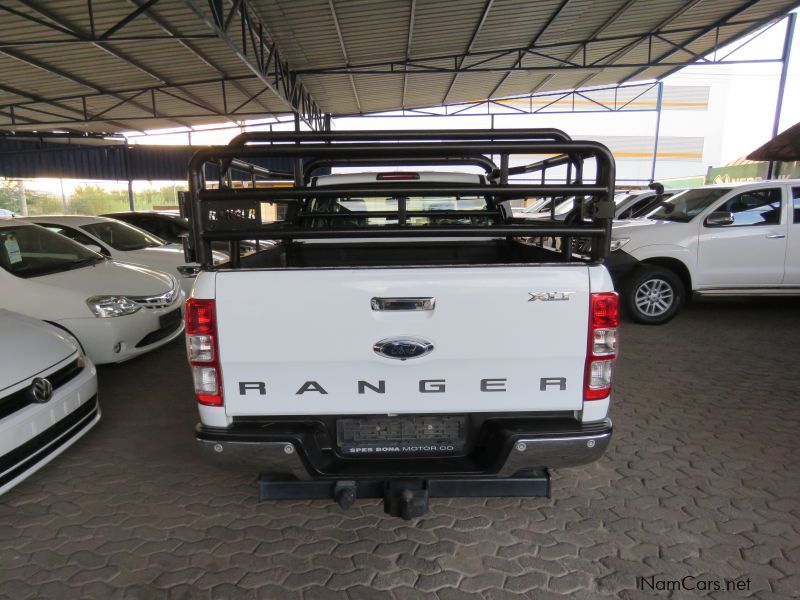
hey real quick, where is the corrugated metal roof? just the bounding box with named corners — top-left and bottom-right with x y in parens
top-left (0, 0), bottom-right (796, 133)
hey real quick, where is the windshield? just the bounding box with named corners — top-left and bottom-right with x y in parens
top-left (0, 225), bottom-right (103, 278)
top-left (553, 198), bottom-right (576, 216)
top-left (647, 188), bottom-right (732, 222)
top-left (306, 195), bottom-right (490, 226)
top-left (82, 221), bottom-right (166, 251)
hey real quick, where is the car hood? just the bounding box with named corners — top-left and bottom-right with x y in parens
top-left (0, 310), bottom-right (78, 389)
top-left (35, 259), bottom-right (175, 296)
top-left (611, 217), bottom-right (695, 251)
top-left (613, 218), bottom-right (681, 232)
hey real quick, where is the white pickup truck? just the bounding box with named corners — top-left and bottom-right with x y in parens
top-left (181, 130), bottom-right (619, 518)
top-left (606, 180), bottom-right (800, 324)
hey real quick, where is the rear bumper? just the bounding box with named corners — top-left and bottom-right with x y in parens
top-left (196, 417), bottom-right (612, 480)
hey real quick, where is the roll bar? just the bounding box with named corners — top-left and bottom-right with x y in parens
top-left (184, 129), bottom-right (615, 269)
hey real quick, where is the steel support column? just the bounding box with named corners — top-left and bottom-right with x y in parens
top-left (768, 12), bottom-right (796, 179)
top-left (650, 82), bottom-right (664, 183)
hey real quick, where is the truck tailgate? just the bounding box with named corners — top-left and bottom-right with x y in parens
top-left (215, 266), bottom-right (590, 416)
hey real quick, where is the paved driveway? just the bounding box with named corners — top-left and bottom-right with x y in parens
top-left (1, 298), bottom-right (799, 599)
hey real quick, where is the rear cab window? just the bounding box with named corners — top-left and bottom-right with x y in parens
top-left (304, 195), bottom-right (491, 227)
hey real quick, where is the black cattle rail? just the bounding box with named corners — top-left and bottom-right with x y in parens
top-left (184, 130), bottom-right (616, 268)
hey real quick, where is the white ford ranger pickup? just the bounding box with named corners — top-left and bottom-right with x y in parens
top-left (181, 129), bottom-right (619, 518)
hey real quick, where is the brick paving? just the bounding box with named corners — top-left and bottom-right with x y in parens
top-left (1, 297), bottom-right (799, 599)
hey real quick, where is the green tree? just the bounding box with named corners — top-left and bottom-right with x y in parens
top-left (0, 179), bottom-right (21, 214)
top-left (69, 185), bottom-right (129, 215)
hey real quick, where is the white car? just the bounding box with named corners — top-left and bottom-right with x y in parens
top-left (20, 215), bottom-right (226, 297)
top-left (1, 220), bottom-right (185, 364)
top-left (606, 180), bottom-right (800, 323)
top-left (0, 309), bottom-right (99, 496)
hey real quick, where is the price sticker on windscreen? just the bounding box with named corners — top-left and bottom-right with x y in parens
top-left (3, 235), bottom-right (22, 264)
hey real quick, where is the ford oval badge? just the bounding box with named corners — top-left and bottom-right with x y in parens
top-left (374, 336), bottom-right (434, 360)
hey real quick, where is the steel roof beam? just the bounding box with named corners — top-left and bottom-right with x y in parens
top-left (14, 0), bottom-right (220, 127)
top-left (0, 35), bottom-right (218, 48)
top-left (292, 14), bottom-right (779, 75)
top-left (401, 0), bottom-right (415, 109)
top-left (652, 1), bottom-right (800, 82)
top-left (183, 0), bottom-right (324, 129)
top-left (126, 0), bottom-right (274, 115)
top-left (0, 4), bottom-right (80, 38)
top-left (619, 0), bottom-right (762, 84)
top-left (488, 0), bottom-right (572, 99)
top-left (0, 75), bottom-right (136, 132)
top-left (442, 0), bottom-right (495, 105)
top-left (98, 0), bottom-right (162, 40)
top-left (574, 0), bottom-right (704, 90)
top-left (328, 0), bottom-right (361, 113)
top-left (530, 0), bottom-right (639, 94)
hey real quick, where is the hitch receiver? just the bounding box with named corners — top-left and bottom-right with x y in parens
top-left (383, 480), bottom-right (429, 519)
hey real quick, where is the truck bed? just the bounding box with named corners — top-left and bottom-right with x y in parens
top-left (238, 239), bottom-right (566, 269)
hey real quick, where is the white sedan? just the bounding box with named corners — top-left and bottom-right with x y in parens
top-left (0, 309), bottom-right (99, 496)
top-left (1, 220), bottom-right (184, 365)
top-left (20, 215), bottom-right (226, 297)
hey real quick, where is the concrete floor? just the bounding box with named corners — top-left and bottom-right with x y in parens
top-left (1, 297), bottom-right (799, 599)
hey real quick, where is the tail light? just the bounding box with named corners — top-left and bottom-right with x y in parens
top-left (584, 292), bottom-right (619, 401)
top-left (186, 298), bottom-right (222, 406)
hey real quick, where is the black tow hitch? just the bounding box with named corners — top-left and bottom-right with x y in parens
top-left (383, 480), bottom-right (429, 519)
top-left (257, 472), bottom-right (550, 520)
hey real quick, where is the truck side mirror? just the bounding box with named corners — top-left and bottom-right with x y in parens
top-left (705, 211), bottom-right (734, 227)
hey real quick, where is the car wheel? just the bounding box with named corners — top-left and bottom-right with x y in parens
top-left (623, 266), bottom-right (684, 325)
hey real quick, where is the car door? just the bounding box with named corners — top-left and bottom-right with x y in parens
top-left (784, 186), bottom-right (800, 284)
top-left (695, 186), bottom-right (787, 287)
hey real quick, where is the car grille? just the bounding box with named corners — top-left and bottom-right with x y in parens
top-left (130, 288), bottom-right (180, 310)
top-left (0, 395), bottom-right (98, 489)
top-left (0, 357), bottom-right (84, 420)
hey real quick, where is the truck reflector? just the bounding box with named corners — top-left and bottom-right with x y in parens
top-left (585, 292), bottom-right (619, 401)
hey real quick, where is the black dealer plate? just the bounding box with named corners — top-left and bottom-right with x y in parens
top-left (337, 415), bottom-right (466, 456)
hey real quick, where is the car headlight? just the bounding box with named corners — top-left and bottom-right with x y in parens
top-left (86, 295), bottom-right (142, 318)
top-left (609, 238), bottom-right (630, 252)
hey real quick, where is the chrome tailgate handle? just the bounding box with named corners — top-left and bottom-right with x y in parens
top-left (371, 297), bottom-right (436, 311)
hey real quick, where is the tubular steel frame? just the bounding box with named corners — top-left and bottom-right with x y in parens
top-left (184, 129), bottom-right (616, 269)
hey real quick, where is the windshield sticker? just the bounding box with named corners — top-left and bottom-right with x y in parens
top-left (3, 236), bottom-right (22, 264)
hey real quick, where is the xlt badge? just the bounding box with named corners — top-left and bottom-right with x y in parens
top-left (528, 291), bottom-right (576, 302)
top-left (374, 336), bottom-right (434, 360)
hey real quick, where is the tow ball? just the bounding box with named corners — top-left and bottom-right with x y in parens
top-left (383, 480), bottom-right (429, 519)
top-left (333, 479), bottom-right (429, 519)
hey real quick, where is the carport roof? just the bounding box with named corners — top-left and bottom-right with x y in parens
top-left (0, 0), bottom-right (797, 134)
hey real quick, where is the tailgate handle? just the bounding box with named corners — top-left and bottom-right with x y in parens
top-left (371, 297), bottom-right (436, 311)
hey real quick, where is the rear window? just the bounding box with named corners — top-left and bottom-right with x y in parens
top-left (82, 221), bottom-right (166, 251)
top-left (304, 195), bottom-right (490, 227)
